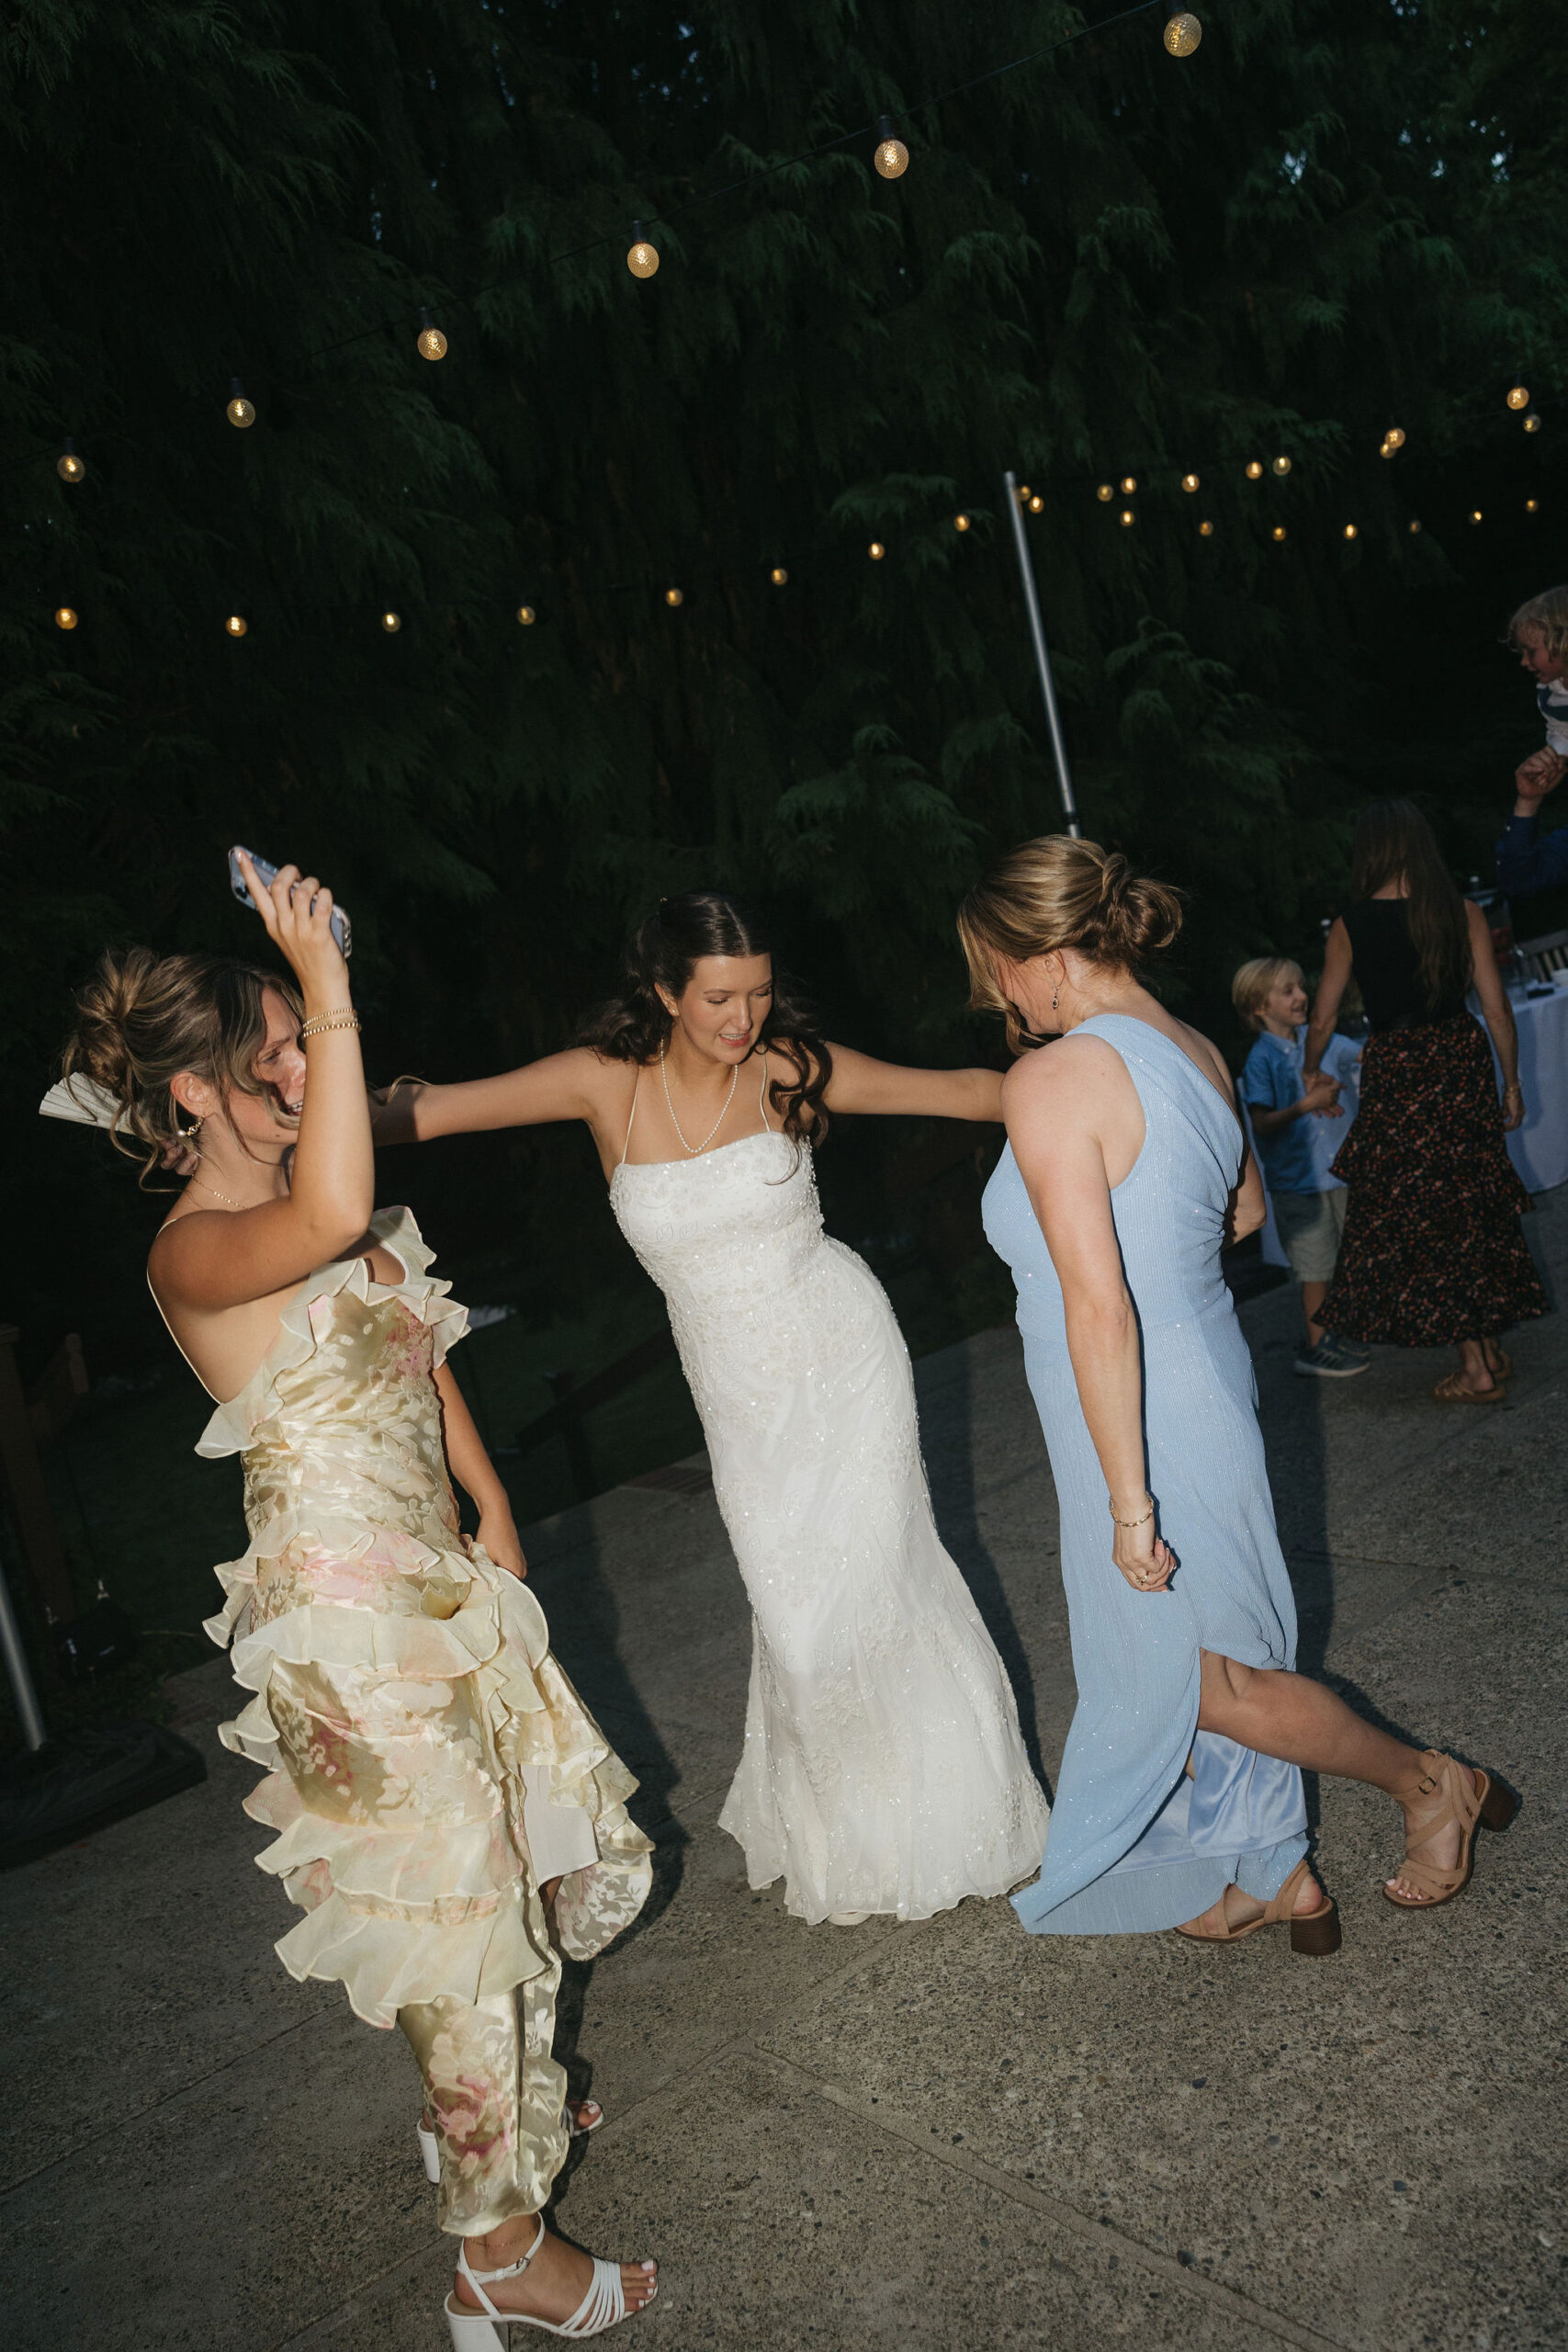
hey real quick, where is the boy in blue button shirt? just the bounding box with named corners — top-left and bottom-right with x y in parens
top-left (1234, 956), bottom-right (1368, 1378)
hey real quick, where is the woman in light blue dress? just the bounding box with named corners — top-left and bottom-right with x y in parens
top-left (960, 835), bottom-right (1517, 1947)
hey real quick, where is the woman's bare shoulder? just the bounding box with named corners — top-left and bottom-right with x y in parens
top-left (1001, 1032), bottom-right (1128, 1109)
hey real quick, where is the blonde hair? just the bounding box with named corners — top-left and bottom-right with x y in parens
top-left (61, 946), bottom-right (302, 1188)
top-left (1507, 584), bottom-right (1568, 667)
top-left (1231, 955), bottom-right (1303, 1032)
top-left (957, 834), bottom-right (1183, 1052)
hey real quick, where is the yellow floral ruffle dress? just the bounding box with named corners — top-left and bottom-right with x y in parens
top-left (197, 1208), bottom-right (651, 2233)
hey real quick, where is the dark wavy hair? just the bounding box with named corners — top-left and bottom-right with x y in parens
top-left (1347, 799), bottom-right (1472, 1013)
top-left (579, 892), bottom-right (833, 1148)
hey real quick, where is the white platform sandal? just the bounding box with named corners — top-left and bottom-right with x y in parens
top-left (444, 2215), bottom-right (649, 2345)
top-left (420, 2102), bottom-right (602, 2184)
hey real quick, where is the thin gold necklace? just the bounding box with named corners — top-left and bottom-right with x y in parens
top-left (660, 1046), bottom-right (738, 1155)
top-left (187, 1166), bottom-right (244, 1209)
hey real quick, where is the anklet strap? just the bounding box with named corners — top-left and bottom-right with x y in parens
top-left (457, 2215), bottom-right (546, 2315)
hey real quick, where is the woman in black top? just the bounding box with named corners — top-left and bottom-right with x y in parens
top-left (1305, 799), bottom-right (1544, 1399)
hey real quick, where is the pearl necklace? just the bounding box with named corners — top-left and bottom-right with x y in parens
top-left (660, 1046), bottom-right (738, 1155)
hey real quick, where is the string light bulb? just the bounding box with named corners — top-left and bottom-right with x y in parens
top-left (53, 605), bottom-right (78, 629)
top-left (1245, 459), bottom-right (1263, 481)
top-left (1163, 12), bottom-right (1202, 56)
top-left (1408, 519), bottom-right (1422, 534)
top-left (771, 566), bottom-right (789, 584)
top-left (226, 377), bottom-right (255, 428)
top-left (1470, 509), bottom-right (1483, 524)
top-left (1271, 454), bottom-right (1292, 476)
top-left (663, 582), bottom-right (684, 606)
top-left (1506, 384), bottom-right (1529, 411)
top-left (1097, 483), bottom-right (1113, 502)
top-left (1120, 475), bottom-right (1137, 494)
top-left (874, 115), bottom-right (909, 178)
top-left (417, 310), bottom-right (447, 361)
top-left (1028, 492), bottom-right (1043, 513)
top-left (225, 613), bottom-right (248, 637)
top-left (1017, 484), bottom-right (1032, 503)
top-left (517, 604), bottom-right (536, 625)
top-left (627, 221), bottom-right (660, 278)
top-left (1198, 520), bottom-right (1214, 537)
top-left (1181, 472), bottom-right (1200, 492)
top-left (1384, 425), bottom-right (1406, 450)
top-left (1271, 526), bottom-right (1287, 541)
top-left (1524, 411), bottom-right (1541, 433)
top-left (381, 610), bottom-right (401, 632)
top-left (953, 513), bottom-right (970, 532)
top-left (868, 540), bottom-right (886, 560)
top-left (1379, 439), bottom-right (1395, 459)
top-left (1526, 498), bottom-right (1540, 514)
top-left (1342, 524), bottom-right (1358, 540)
top-left (1119, 508), bottom-right (1135, 527)
top-left (56, 438), bottom-right (85, 483)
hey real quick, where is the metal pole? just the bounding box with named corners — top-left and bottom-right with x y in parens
top-left (1003, 469), bottom-right (1080, 837)
top-left (0, 1550), bottom-right (48, 1752)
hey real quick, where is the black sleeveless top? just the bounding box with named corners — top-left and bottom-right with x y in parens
top-left (1341, 899), bottom-right (1468, 1031)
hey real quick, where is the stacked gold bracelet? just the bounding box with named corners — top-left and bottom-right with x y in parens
top-left (299, 1009), bottom-right (361, 1042)
top-left (1109, 1498), bottom-right (1154, 1530)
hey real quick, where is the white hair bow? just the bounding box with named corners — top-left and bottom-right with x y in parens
top-left (39, 1075), bottom-right (123, 1130)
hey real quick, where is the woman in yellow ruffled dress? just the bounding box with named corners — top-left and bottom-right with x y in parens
top-left (55, 855), bottom-right (658, 2344)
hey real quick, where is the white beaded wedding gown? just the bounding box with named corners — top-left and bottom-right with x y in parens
top-left (610, 1065), bottom-right (1049, 1923)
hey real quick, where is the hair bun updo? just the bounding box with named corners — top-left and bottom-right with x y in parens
top-left (956, 834), bottom-right (1184, 1050)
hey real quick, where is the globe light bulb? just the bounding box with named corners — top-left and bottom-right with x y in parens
top-left (226, 377), bottom-right (255, 428)
top-left (1506, 384), bottom-right (1529, 411)
top-left (1526, 499), bottom-right (1540, 514)
top-left (1524, 411), bottom-right (1541, 433)
top-left (56, 439), bottom-right (85, 483)
top-left (771, 565), bottom-right (789, 584)
top-left (1380, 439), bottom-right (1395, 459)
top-left (1119, 508), bottom-right (1135, 527)
top-left (664, 582), bottom-right (684, 606)
top-left (1271, 525), bottom-right (1287, 541)
top-left (1470, 509), bottom-right (1483, 524)
top-left (1342, 523), bottom-right (1358, 539)
top-left (1097, 483), bottom-right (1113, 502)
top-left (1198, 520), bottom-right (1214, 537)
top-left (1120, 475), bottom-right (1137, 494)
top-left (381, 610), bottom-right (401, 632)
top-left (1028, 492), bottom-right (1044, 513)
top-left (516, 605), bottom-right (537, 626)
top-left (627, 221), bottom-right (660, 278)
top-left (1271, 454), bottom-right (1292, 476)
top-left (1384, 425), bottom-right (1406, 450)
top-left (1181, 472), bottom-right (1200, 492)
top-left (1246, 459), bottom-right (1263, 480)
top-left (953, 514), bottom-right (970, 533)
top-left (1163, 12), bottom-right (1202, 57)
top-left (868, 541), bottom-right (886, 560)
top-left (1017, 484), bottom-right (1032, 503)
top-left (874, 116), bottom-right (908, 178)
top-left (54, 605), bottom-right (78, 629)
top-left (417, 309), bottom-right (447, 361)
top-left (225, 613), bottom-right (248, 637)
top-left (1408, 518), bottom-right (1422, 534)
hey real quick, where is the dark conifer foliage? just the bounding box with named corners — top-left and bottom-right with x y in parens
top-left (4, 0), bottom-right (1565, 1346)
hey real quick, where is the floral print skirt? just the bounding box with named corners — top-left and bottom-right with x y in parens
top-left (1321, 1012), bottom-right (1547, 1347)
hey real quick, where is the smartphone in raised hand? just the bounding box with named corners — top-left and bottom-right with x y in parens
top-left (229, 847), bottom-right (352, 959)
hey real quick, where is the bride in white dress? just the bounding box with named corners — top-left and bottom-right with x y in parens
top-left (380, 892), bottom-right (1048, 1924)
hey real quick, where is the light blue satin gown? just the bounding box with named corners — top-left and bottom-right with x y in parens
top-left (983, 1013), bottom-right (1307, 1935)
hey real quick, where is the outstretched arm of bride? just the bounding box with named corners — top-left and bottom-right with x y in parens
top-left (819, 1043), bottom-right (1003, 1123)
top-left (371, 1046), bottom-right (605, 1143)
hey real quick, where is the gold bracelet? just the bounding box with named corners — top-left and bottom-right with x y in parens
top-left (1109, 1498), bottom-right (1154, 1530)
top-left (299, 1009), bottom-right (361, 1042)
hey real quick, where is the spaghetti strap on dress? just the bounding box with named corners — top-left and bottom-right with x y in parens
top-left (984, 1015), bottom-right (1307, 1935)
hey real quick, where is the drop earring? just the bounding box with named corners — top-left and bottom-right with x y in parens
top-left (1051, 984), bottom-right (1060, 1016)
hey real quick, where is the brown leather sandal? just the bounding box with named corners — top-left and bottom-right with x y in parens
top-left (1383, 1751), bottom-right (1518, 1909)
top-left (1174, 1857), bottom-right (1342, 1956)
top-left (1432, 1371), bottom-right (1507, 1403)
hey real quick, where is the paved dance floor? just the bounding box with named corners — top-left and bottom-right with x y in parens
top-left (6, 1196), bottom-right (1564, 2348)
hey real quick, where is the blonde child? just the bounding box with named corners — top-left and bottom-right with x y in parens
top-left (1234, 956), bottom-right (1368, 1378)
top-left (1496, 583), bottom-right (1568, 897)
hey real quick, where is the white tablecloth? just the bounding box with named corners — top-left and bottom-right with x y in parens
top-left (1253, 985), bottom-right (1568, 1271)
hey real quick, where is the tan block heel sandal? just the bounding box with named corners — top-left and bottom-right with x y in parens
top-left (1175, 1856), bottom-right (1342, 1955)
top-left (1383, 1750), bottom-right (1519, 1909)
